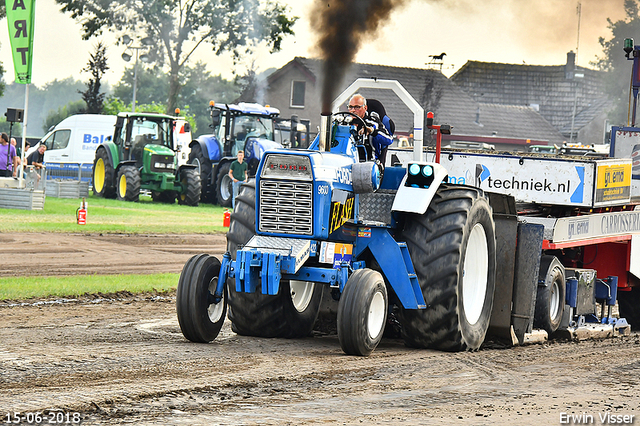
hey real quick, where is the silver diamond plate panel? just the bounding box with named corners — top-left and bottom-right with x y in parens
top-left (358, 191), bottom-right (396, 225)
top-left (244, 236), bottom-right (311, 271)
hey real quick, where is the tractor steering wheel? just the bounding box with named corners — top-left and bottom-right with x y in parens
top-left (332, 111), bottom-right (367, 130)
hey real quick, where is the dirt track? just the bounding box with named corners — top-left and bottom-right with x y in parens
top-left (1, 233), bottom-right (639, 425)
top-left (0, 233), bottom-right (227, 277)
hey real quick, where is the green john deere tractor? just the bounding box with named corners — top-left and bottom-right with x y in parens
top-left (92, 112), bottom-right (201, 206)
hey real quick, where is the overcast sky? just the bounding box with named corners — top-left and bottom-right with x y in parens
top-left (0, 0), bottom-right (628, 88)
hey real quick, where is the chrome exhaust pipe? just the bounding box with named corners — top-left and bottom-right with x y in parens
top-left (319, 113), bottom-right (331, 152)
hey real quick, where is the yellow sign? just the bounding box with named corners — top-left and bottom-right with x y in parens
top-left (328, 196), bottom-right (354, 234)
top-left (595, 163), bottom-right (631, 203)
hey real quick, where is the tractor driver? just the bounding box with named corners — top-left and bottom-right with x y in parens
top-left (347, 94), bottom-right (393, 164)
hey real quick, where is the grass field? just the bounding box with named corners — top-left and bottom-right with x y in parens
top-left (0, 193), bottom-right (230, 234)
top-left (0, 273), bottom-right (179, 301)
top-left (0, 193), bottom-right (229, 300)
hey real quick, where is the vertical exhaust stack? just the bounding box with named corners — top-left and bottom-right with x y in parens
top-left (319, 113), bottom-right (331, 152)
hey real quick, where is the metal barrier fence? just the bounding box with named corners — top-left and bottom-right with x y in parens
top-left (23, 165), bottom-right (47, 191)
top-left (44, 162), bottom-right (93, 183)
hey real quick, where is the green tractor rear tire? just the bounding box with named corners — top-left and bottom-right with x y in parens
top-left (399, 184), bottom-right (496, 351)
top-left (117, 165), bottom-right (141, 202)
top-left (178, 168), bottom-right (201, 206)
top-left (226, 180), bottom-right (323, 338)
top-left (92, 148), bottom-right (116, 198)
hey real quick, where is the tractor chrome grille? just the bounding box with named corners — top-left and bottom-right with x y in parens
top-left (259, 180), bottom-right (313, 235)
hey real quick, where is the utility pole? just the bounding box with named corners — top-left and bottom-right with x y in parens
top-left (569, 2), bottom-right (582, 144)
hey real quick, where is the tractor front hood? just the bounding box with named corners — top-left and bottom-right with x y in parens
top-left (143, 144), bottom-right (175, 157)
top-left (245, 138), bottom-right (282, 162)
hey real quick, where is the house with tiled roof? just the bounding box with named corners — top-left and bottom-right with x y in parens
top-left (241, 57), bottom-right (566, 151)
top-left (450, 52), bottom-right (610, 146)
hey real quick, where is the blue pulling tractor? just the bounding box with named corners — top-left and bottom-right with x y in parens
top-left (177, 80), bottom-right (499, 356)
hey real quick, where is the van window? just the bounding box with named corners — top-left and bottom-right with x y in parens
top-left (44, 130), bottom-right (71, 150)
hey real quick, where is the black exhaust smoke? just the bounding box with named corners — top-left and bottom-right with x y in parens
top-left (311, 0), bottom-right (407, 114)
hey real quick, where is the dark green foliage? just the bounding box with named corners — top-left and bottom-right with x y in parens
top-left (0, 118), bottom-right (21, 136)
top-left (80, 42), bottom-right (109, 114)
top-left (112, 62), bottom-right (241, 135)
top-left (43, 100), bottom-right (87, 132)
top-left (55, 0), bottom-right (297, 113)
top-left (595, 0), bottom-right (640, 126)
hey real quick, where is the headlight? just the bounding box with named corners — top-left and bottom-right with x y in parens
top-left (405, 163), bottom-right (435, 189)
top-left (154, 162), bottom-right (166, 168)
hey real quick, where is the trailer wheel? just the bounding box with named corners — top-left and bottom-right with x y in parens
top-left (618, 286), bottom-right (640, 330)
top-left (533, 256), bottom-right (565, 335)
top-left (215, 162), bottom-right (233, 207)
top-left (226, 180), bottom-right (323, 338)
top-left (92, 148), bottom-right (116, 198)
top-left (337, 269), bottom-right (388, 356)
top-left (399, 184), bottom-right (496, 351)
top-left (178, 168), bottom-right (201, 206)
top-left (176, 254), bottom-right (227, 343)
top-left (116, 165), bottom-right (140, 202)
top-left (189, 144), bottom-right (214, 203)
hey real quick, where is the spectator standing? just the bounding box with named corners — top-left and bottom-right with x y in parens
top-left (10, 138), bottom-right (22, 167)
top-left (228, 150), bottom-right (248, 209)
top-left (0, 132), bottom-right (18, 177)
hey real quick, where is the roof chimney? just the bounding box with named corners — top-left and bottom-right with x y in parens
top-left (566, 51), bottom-right (576, 78)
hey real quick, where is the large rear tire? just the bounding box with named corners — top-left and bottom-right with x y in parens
top-left (216, 162), bottom-right (233, 208)
top-left (177, 254), bottom-right (227, 343)
top-left (178, 168), bottom-right (201, 206)
top-left (116, 165), bottom-right (141, 202)
top-left (189, 144), bottom-right (214, 203)
top-left (398, 184), bottom-right (496, 351)
top-left (533, 256), bottom-right (565, 335)
top-left (337, 269), bottom-right (388, 356)
top-left (618, 286), bottom-right (640, 330)
top-left (226, 180), bottom-right (323, 338)
top-left (92, 148), bottom-right (116, 198)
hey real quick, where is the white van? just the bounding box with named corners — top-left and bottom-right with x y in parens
top-left (33, 114), bottom-right (116, 181)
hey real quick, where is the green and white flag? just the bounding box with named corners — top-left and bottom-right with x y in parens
top-left (5, 0), bottom-right (36, 84)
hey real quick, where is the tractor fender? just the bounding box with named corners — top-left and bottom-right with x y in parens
top-left (391, 161), bottom-right (449, 214)
top-left (212, 158), bottom-right (232, 184)
top-left (244, 137), bottom-right (282, 163)
top-left (177, 163), bottom-right (197, 175)
top-left (115, 160), bottom-right (136, 174)
top-left (95, 143), bottom-right (119, 177)
top-left (192, 135), bottom-right (221, 163)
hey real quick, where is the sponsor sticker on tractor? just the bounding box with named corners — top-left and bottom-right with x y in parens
top-left (319, 242), bottom-right (353, 268)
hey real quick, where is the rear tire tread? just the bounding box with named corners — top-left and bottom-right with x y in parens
top-left (398, 184), bottom-right (496, 352)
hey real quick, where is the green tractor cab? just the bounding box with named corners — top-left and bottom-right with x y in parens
top-left (92, 112), bottom-right (201, 205)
